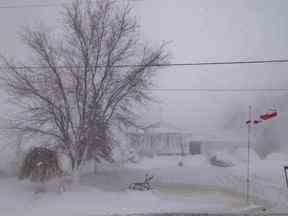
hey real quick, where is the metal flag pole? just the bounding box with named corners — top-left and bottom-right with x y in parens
top-left (246, 105), bottom-right (252, 205)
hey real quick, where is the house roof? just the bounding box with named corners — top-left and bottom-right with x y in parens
top-left (190, 128), bottom-right (246, 143)
top-left (128, 121), bottom-right (246, 143)
top-left (142, 121), bottom-right (188, 134)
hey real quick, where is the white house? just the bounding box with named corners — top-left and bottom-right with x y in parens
top-left (127, 121), bottom-right (246, 157)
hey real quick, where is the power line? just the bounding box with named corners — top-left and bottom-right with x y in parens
top-left (156, 59), bottom-right (288, 66)
top-left (2, 60), bottom-right (288, 93)
top-left (2, 58), bottom-right (288, 70)
top-left (149, 88), bottom-right (288, 92)
top-left (0, 0), bottom-right (142, 9)
top-left (0, 3), bottom-right (62, 9)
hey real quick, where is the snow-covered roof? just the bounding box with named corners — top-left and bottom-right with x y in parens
top-left (127, 121), bottom-right (246, 143)
top-left (142, 121), bottom-right (188, 134)
top-left (188, 128), bottom-right (246, 143)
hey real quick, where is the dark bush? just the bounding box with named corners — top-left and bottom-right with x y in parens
top-left (19, 147), bottom-right (63, 183)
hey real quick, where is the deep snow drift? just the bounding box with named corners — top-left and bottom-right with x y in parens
top-left (0, 153), bottom-right (287, 215)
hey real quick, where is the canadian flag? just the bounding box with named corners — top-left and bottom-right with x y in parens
top-left (246, 109), bottom-right (278, 125)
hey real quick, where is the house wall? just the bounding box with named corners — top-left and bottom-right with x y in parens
top-left (128, 133), bottom-right (196, 156)
top-left (128, 132), bottom-right (245, 157)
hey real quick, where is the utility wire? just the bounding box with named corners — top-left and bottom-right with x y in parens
top-left (0, 0), bottom-right (141, 9)
top-left (148, 88), bottom-right (288, 92)
top-left (2, 58), bottom-right (288, 70)
top-left (2, 60), bottom-right (288, 93)
top-left (0, 3), bottom-right (62, 9)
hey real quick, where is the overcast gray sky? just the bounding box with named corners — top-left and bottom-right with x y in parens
top-left (0, 0), bottom-right (288, 141)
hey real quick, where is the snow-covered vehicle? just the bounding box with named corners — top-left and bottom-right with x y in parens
top-left (209, 151), bottom-right (239, 167)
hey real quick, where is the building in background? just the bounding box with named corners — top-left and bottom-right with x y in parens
top-left (127, 121), bottom-right (246, 157)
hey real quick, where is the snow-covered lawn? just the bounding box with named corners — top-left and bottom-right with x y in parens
top-left (0, 154), bottom-right (287, 215)
top-left (127, 154), bottom-right (288, 212)
top-left (0, 175), bottom-right (250, 216)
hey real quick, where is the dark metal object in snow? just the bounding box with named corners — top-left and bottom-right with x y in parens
top-left (209, 156), bottom-right (234, 167)
top-left (129, 174), bottom-right (154, 191)
top-left (284, 166), bottom-right (288, 188)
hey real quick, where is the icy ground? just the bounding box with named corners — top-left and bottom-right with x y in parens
top-left (0, 154), bottom-right (287, 215)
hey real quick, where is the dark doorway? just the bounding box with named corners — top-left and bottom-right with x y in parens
top-left (189, 141), bottom-right (202, 155)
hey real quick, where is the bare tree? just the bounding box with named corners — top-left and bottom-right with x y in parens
top-left (1, 0), bottom-right (168, 171)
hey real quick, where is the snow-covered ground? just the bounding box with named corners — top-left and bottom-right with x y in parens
top-left (2, 177), bottom-right (245, 216)
top-left (125, 154), bottom-right (288, 213)
top-left (0, 153), bottom-right (287, 215)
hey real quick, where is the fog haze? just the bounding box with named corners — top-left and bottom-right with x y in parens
top-left (0, 0), bottom-right (288, 155)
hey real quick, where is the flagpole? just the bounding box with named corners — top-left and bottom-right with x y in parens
top-left (246, 105), bottom-right (252, 205)
top-left (244, 107), bottom-right (277, 205)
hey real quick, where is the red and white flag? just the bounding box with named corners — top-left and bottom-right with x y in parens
top-left (259, 109), bottom-right (278, 120)
top-left (246, 109), bottom-right (278, 125)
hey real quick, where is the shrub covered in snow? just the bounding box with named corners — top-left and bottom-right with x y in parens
top-left (19, 147), bottom-right (63, 183)
top-left (209, 151), bottom-right (239, 167)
